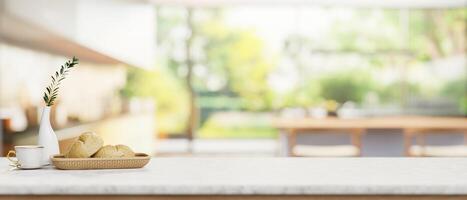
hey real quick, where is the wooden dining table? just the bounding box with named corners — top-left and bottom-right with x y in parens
top-left (273, 116), bottom-right (467, 156)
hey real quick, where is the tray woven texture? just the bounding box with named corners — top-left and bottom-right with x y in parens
top-left (51, 153), bottom-right (150, 170)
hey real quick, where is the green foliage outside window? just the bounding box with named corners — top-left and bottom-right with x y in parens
top-left (122, 8), bottom-right (466, 138)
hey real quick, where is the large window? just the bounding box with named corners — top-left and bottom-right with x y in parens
top-left (121, 6), bottom-right (466, 138)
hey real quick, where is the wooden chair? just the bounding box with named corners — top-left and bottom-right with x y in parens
top-left (288, 128), bottom-right (364, 157)
top-left (405, 128), bottom-right (467, 157)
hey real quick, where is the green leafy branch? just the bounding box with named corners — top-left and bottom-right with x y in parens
top-left (43, 57), bottom-right (79, 106)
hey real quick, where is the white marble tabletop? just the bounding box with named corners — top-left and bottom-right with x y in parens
top-left (0, 157), bottom-right (466, 195)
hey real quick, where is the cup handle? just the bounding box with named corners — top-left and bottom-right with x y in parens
top-left (7, 150), bottom-right (20, 167)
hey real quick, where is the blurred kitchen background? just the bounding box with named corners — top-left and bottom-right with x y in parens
top-left (0, 0), bottom-right (465, 157)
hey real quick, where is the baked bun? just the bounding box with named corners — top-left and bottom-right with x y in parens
top-left (65, 132), bottom-right (104, 158)
top-left (93, 144), bottom-right (135, 158)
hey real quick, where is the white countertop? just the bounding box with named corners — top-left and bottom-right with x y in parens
top-left (1, 157), bottom-right (467, 195)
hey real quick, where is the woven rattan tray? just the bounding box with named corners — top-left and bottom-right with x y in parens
top-left (51, 153), bottom-right (150, 170)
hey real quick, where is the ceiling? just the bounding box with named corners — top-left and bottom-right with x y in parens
top-left (143, 0), bottom-right (467, 8)
top-left (0, 12), bottom-right (127, 65)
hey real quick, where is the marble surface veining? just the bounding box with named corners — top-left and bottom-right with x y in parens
top-left (0, 157), bottom-right (466, 195)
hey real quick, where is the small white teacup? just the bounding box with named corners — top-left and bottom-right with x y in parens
top-left (7, 145), bottom-right (44, 169)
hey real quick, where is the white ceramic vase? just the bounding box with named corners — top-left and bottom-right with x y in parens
top-left (38, 106), bottom-right (60, 165)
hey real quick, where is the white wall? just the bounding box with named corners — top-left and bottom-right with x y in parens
top-left (4, 0), bottom-right (78, 39)
top-left (76, 0), bottom-right (156, 69)
top-left (3, 0), bottom-right (156, 69)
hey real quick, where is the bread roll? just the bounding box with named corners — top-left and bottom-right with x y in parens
top-left (93, 144), bottom-right (135, 158)
top-left (65, 132), bottom-right (104, 158)
top-left (116, 144), bottom-right (135, 157)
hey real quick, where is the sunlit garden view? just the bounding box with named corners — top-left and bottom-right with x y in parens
top-left (121, 7), bottom-right (466, 139)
